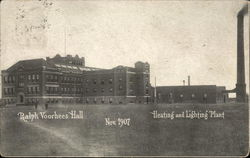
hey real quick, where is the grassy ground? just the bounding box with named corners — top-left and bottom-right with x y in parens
top-left (0, 103), bottom-right (249, 156)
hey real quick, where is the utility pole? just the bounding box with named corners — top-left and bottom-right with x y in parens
top-left (154, 76), bottom-right (157, 105)
top-left (64, 25), bottom-right (66, 56)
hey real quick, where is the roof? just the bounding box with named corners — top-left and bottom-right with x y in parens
top-left (54, 64), bottom-right (103, 74)
top-left (6, 58), bottom-right (56, 72)
top-left (156, 85), bottom-right (217, 88)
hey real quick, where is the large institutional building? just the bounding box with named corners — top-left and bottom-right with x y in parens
top-left (1, 54), bottom-right (151, 105)
top-left (1, 54), bottom-right (229, 105)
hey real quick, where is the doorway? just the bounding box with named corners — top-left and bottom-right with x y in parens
top-left (18, 93), bottom-right (25, 104)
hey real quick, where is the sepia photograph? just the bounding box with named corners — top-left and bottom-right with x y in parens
top-left (0, 0), bottom-right (249, 157)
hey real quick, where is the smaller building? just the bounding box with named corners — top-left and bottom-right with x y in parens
top-left (155, 85), bottom-right (228, 104)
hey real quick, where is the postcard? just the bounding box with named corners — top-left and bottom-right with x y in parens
top-left (0, 0), bottom-right (249, 157)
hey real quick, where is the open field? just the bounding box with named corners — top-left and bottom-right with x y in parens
top-left (0, 103), bottom-right (249, 156)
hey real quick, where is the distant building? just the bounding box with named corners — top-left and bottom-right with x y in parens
top-left (1, 54), bottom-right (151, 105)
top-left (155, 85), bottom-right (228, 104)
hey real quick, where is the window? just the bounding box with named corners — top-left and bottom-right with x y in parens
top-left (4, 76), bottom-right (8, 83)
top-left (19, 82), bottom-right (24, 87)
top-left (109, 79), bottom-right (113, 84)
top-left (13, 76), bottom-right (15, 82)
top-left (4, 88), bottom-right (7, 94)
top-left (145, 89), bottom-right (149, 95)
top-left (28, 75), bottom-right (31, 80)
top-left (93, 88), bottom-right (97, 92)
top-left (109, 88), bottom-right (113, 92)
top-left (119, 85), bottom-right (123, 90)
top-left (32, 74), bottom-right (35, 80)
top-left (7, 88), bottom-right (11, 94)
top-left (119, 78), bottom-right (122, 81)
top-left (93, 79), bottom-right (97, 84)
top-left (19, 75), bottom-right (25, 80)
top-left (203, 93), bottom-right (207, 98)
top-left (169, 93), bottom-right (173, 98)
top-left (35, 87), bottom-right (39, 93)
top-left (86, 88), bottom-right (89, 93)
top-left (101, 80), bottom-right (105, 84)
top-left (191, 94), bottom-right (195, 98)
top-left (180, 94), bottom-right (184, 98)
top-left (101, 88), bottom-right (105, 92)
top-left (109, 98), bottom-right (113, 104)
top-left (8, 76), bottom-right (12, 83)
top-left (129, 77), bottom-right (134, 82)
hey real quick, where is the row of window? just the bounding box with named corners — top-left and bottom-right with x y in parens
top-left (19, 82), bottom-right (24, 87)
top-left (4, 76), bottom-right (15, 83)
top-left (46, 87), bottom-right (83, 94)
top-left (4, 98), bottom-right (16, 104)
top-left (46, 75), bottom-right (83, 83)
top-left (158, 93), bottom-right (208, 99)
top-left (46, 75), bottom-right (59, 82)
top-left (85, 97), bottom-right (114, 104)
top-left (68, 60), bottom-right (83, 66)
top-left (87, 78), bottom-right (114, 85)
top-left (85, 87), bottom-right (114, 93)
top-left (27, 86), bottom-right (40, 94)
top-left (46, 87), bottom-right (60, 94)
top-left (3, 88), bottom-right (15, 95)
top-left (62, 76), bottom-right (82, 83)
top-left (45, 86), bottom-right (124, 94)
top-left (28, 74), bottom-right (40, 81)
top-left (26, 98), bottom-right (39, 103)
top-left (45, 98), bottom-right (82, 103)
top-left (61, 87), bottom-right (83, 94)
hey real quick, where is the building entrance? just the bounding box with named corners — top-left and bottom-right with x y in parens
top-left (17, 93), bottom-right (25, 104)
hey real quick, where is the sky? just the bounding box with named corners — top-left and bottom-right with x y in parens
top-left (0, 0), bottom-right (249, 97)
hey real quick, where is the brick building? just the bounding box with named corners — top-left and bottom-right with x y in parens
top-left (1, 54), bottom-right (151, 105)
top-left (155, 85), bottom-right (228, 104)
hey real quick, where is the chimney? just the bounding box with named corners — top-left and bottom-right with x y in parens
top-left (183, 80), bottom-right (185, 86)
top-left (188, 76), bottom-right (190, 86)
top-left (236, 5), bottom-right (247, 102)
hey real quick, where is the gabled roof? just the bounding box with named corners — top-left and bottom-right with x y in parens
top-left (6, 58), bottom-right (56, 72)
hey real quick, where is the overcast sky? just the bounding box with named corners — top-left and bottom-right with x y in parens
top-left (1, 0), bottom-right (249, 95)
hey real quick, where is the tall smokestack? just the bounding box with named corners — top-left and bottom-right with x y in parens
top-left (236, 5), bottom-right (247, 102)
top-left (188, 76), bottom-right (190, 86)
top-left (183, 80), bottom-right (185, 86)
